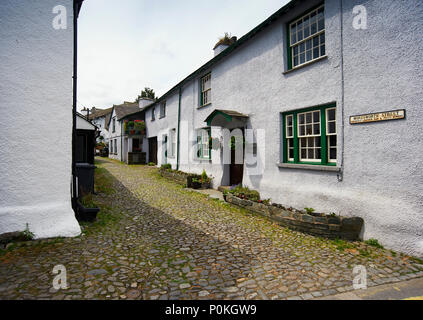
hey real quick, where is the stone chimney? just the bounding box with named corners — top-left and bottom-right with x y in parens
top-left (138, 97), bottom-right (155, 109)
top-left (213, 35), bottom-right (237, 57)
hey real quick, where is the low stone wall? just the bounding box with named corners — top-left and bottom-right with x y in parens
top-left (225, 194), bottom-right (363, 241)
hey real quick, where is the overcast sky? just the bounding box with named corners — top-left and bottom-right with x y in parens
top-left (77, 0), bottom-right (290, 112)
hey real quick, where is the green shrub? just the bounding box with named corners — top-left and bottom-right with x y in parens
top-left (229, 185), bottom-right (260, 202)
top-left (80, 193), bottom-right (97, 208)
top-left (304, 207), bottom-right (315, 215)
top-left (148, 162), bottom-right (156, 166)
top-left (21, 223), bottom-right (35, 241)
top-left (161, 164), bottom-right (172, 170)
top-left (365, 238), bottom-right (384, 249)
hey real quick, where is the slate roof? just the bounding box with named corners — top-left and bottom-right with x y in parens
top-left (88, 107), bottom-right (113, 120)
top-left (114, 102), bottom-right (140, 120)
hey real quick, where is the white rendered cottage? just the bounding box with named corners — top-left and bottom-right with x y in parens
top-left (0, 0), bottom-right (84, 238)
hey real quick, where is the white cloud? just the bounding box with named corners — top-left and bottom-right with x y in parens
top-left (77, 0), bottom-right (289, 111)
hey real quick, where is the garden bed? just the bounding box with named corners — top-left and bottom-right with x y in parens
top-left (224, 193), bottom-right (363, 241)
top-left (159, 167), bottom-right (211, 189)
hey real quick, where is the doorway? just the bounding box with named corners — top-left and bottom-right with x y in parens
top-left (229, 129), bottom-right (244, 186)
top-left (148, 137), bottom-right (157, 164)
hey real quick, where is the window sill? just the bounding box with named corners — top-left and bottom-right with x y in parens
top-left (283, 55), bottom-right (328, 75)
top-left (197, 103), bottom-right (211, 109)
top-left (277, 162), bottom-right (340, 172)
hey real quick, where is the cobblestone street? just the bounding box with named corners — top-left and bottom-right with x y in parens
top-left (1, 158), bottom-right (422, 300)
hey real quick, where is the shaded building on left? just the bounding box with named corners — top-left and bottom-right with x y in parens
top-left (0, 0), bottom-right (84, 238)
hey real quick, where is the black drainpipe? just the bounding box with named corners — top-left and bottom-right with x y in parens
top-left (72, 0), bottom-right (82, 210)
top-left (176, 87), bottom-right (182, 170)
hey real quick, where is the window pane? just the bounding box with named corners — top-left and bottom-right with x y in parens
top-left (311, 22), bottom-right (317, 34)
top-left (306, 39), bottom-right (312, 50)
top-left (313, 111), bottom-right (320, 122)
top-left (320, 33), bottom-right (325, 44)
top-left (298, 30), bottom-right (303, 42)
top-left (318, 18), bottom-right (324, 31)
top-left (306, 50), bottom-right (312, 61)
top-left (313, 123), bottom-right (320, 135)
top-left (299, 42), bottom-right (305, 53)
top-left (330, 148), bottom-right (337, 160)
top-left (293, 56), bottom-right (298, 66)
top-left (320, 45), bottom-right (325, 56)
top-left (289, 148), bottom-right (294, 159)
top-left (293, 46), bottom-right (298, 56)
top-left (300, 53), bottom-right (305, 64)
top-left (316, 148), bottom-right (321, 159)
top-left (315, 137), bottom-right (321, 147)
top-left (306, 124), bottom-right (312, 135)
top-left (304, 26), bottom-right (310, 38)
top-left (306, 112), bottom-right (312, 123)
top-left (308, 137), bottom-right (314, 147)
top-left (330, 135), bottom-right (337, 146)
top-left (287, 115), bottom-right (293, 125)
top-left (299, 125), bottom-right (305, 136)
top-left (287, 127), bottom-right (293, 137)
top-left (328, 122), bottom-right (336, 134)
top-left (292, 33), bottom-right (297, 44)
top-left (299, 114), bottom-right (305, 124)
top-left (313, 47), bottom-right (319, 59)
top-left (327, 109), bottom-right (335, 121)
top-left (308, 149), bottom-right (314, 159)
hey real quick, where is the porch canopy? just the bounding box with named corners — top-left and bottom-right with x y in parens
top-left (204, 109), bottom-right (249, 127)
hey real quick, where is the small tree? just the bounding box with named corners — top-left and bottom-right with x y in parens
top-left (136, 87), bottom-right (157, 102)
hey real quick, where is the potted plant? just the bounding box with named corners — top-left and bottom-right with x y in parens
top-left (76, 193), bottom-right (100, 222)
top-left (191, 177), bottom-right (202, 189)
top-left (200, 170), bottom-right (211, 189)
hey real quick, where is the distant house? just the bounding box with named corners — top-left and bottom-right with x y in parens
top-left (0, 0), bottom-right (84, 238)
top-left (76, 113), bottom-right (97, 165)
top-left (107, 98), bottom-right (153, 164)
top-left (88, 107), bottom-right (113, 144)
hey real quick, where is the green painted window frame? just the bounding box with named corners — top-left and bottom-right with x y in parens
top-left (199, 73), bottom-right (211, 107)
top-left (286, 2), bottom-right (325, 71)
top-left (196, 127), bottom-right (212, 160)
top-left (282, 103), bottom-right (336, 166)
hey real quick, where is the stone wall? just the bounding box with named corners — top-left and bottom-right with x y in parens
top-left (159, 169), bottom-right (190, 186)
top-left (225, 194), bottom-right (363, 241)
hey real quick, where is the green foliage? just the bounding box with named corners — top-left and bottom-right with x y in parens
top-left (161, 164), bottom-right (172, 170)
top-left (304, 207), bottom-right (315, 215)
top-left (94, 166), bottom-right (115, 195)
top-left (328, 212), bottom-right (337, 217)
top-left (136, 87), bottom-right (157, 102)
top-left (148, 162), bottom-right (156, 166)
top-left (21, 223), bottom-right (35, 241)
top-left (80, 193), bottom-right (97, 208)
top-left (365, 238), bottom-right (384, 249)
top-left (332, 238), bottom-right (354, 251)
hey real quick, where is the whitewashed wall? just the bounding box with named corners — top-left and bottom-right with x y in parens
top-left (107, 109), bottom-right (122, 161)
top-left (145, 0), bottom-right (423, 256)
top-left (0, 0), bottom-right (81, 238)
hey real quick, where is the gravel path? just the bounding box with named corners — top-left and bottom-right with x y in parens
top-left (1, 157), bottom-right (422, 300)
